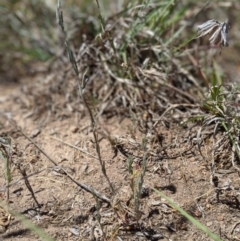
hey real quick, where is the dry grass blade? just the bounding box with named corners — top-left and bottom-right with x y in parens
top-left (47, 134), bottom-right (100, 160)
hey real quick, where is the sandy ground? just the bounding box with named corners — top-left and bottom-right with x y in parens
top-left (0, 70), bottom-right (240, 241)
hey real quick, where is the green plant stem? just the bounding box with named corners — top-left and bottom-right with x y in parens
top-left (1, 201), bottom-right (55, 241)
top-left (153, 188), bottom-right (223, 241)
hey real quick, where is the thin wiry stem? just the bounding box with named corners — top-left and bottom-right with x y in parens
top-left (57, 1), bottom-right (114, 194)
top-left (95, 0), bottom-right (118, 58)
top-left (132, 137), bottom-right (147, 222)
top-left (79, 69), bottom-right (115, 194)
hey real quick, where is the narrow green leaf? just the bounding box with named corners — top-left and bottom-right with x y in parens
top-left (153, 188), bottom-right (223, 241)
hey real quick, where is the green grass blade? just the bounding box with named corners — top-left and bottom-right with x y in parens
top-left (1, 201), bottom-right (55, 241)
top-left (153, 188), bottom-right (223, 241)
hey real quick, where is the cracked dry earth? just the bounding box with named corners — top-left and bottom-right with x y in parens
top-left (1, 74), bottom-right (240, 241)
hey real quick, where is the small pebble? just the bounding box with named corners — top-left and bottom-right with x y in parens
top-left (69, 226), bottom-right (79, 236)
top-left (206, 221), bottom-right (213, 227)
top-left (30, 129), bottom-right (41, 138)
top-left (70, 126), bottom-right (79, 133)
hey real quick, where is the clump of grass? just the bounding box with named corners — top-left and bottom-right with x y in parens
top-left (0, 0), bottom-right (101, 80)
top-left (195, 22), bottom-right (240, 166)
top-left (1, 1), bottom-right (55, 61)
top-left (202, 82), bottom-right (240, 160)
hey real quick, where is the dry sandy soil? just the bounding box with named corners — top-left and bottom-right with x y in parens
top-left (0, 61), bottom-right (240, 241)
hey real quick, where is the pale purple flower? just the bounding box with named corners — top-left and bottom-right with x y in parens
top-left (197, 19), bottom-right (229, 47)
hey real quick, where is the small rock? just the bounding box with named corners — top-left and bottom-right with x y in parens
top-left (30, 129), bottom-right (41, 138)
top-left (70, 126), bottom-right (79, 133)
top-left (69, 226), bottom-right (79, 236)
top-left (207, 221), bottom-right (213, 227)
top-left (217, 214), bottom-right (224, 221)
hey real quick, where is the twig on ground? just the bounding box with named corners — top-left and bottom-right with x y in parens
top-left (18, 127), bottom-right (111, 204)
top-left (230, 221), bottom-right (240, 235)
top-left (0, 167), bottom-right (48, 191)
top-left (0, 113), bottom-right (111, 204)
top-left (46, 134), bottom-right (100, 160)
top-left (16, 165), bottom-right (41, 208)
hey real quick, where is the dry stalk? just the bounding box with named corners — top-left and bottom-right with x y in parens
top-left (95, 0), bottom-right (118, 58)
top-left (56, 0), bottom-right (114, 194)
top-left (128, 137), bottom-right (147, 223)
top-left (15, 164), bottom-right (41, 208)
top-left (93, 194), bottom-right (106, 240)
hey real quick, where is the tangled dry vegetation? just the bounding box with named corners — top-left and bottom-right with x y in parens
top-left (1, 1), bottom-right (240, 241)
